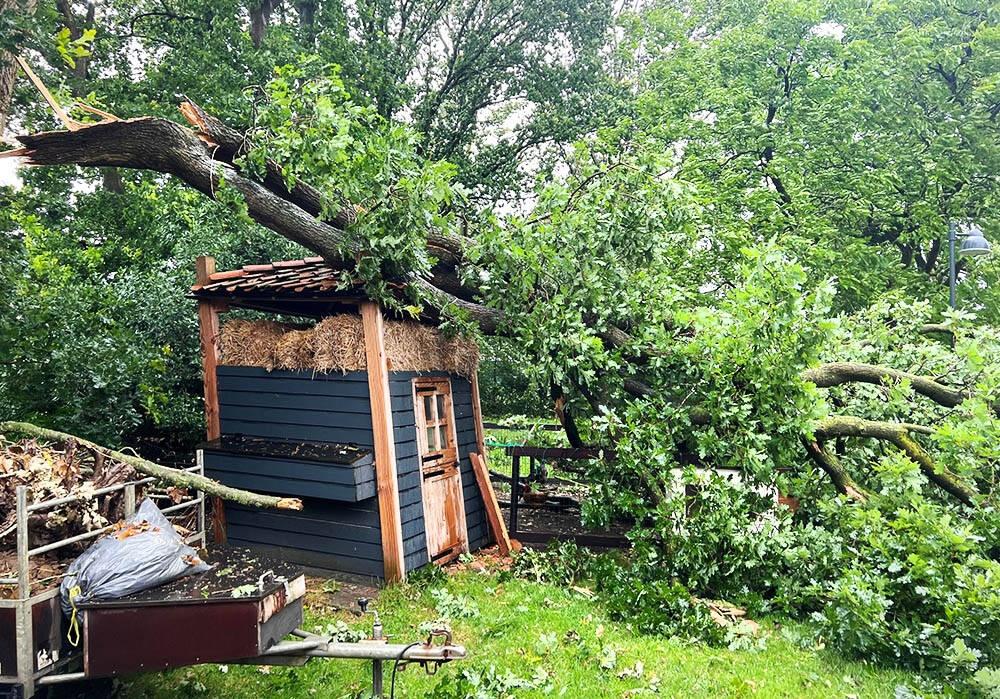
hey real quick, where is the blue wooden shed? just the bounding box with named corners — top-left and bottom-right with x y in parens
top-left (191, 256), bottom-right (490, 582)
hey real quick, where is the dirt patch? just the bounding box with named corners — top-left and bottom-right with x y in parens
top-left (304, 574), bottom-right (380, 616)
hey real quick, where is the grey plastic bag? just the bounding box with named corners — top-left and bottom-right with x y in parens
top-left (60, 498), bottom-right (210, 615)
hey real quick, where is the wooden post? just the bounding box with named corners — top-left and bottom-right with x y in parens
top-left (196, 255), bottom-right (226, 544)
top-left (361, 301), bottom-right (406, 583)
top-left (469, 369), bottom-right (494, 546)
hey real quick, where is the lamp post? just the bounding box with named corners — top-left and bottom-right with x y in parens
top-left (948, 221), bottom-right (991, 309)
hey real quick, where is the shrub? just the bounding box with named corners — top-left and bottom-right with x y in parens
top-left (814, 497), bottom-right (1000, 683)
top-left (509, 541), bottom-right (603, 586)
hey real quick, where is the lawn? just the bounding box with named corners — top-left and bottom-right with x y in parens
top-left (122, 555), bottom-right (930, 698)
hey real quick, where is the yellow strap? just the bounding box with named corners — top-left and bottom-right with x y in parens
top-left (67, 585), bottom-right (82, 647)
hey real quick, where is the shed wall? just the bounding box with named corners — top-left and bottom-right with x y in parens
top-left (213, 366), bottom-right (488, 577)
top-left (216, 367), bottom-right (383, 577)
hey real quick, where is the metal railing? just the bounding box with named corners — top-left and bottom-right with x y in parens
top-left (2, 455), bottom-right (207, 698)
top-left (2, 461), bottom-right (207, 596)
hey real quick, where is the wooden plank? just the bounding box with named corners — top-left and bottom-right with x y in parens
top-left (228, 500), bottom-right (380, 528)
top-left (470, 370), bottom-right (487, 459)
top-left (514, 531), bottom-right (631, 548)
top-left (196, 255), bottom-right (227, 544)
top-left (219, 391), bottom-right (391, 412)
top-left (205, 469), bottom-right (375, 502)
top-left (220, 404), bottom-right (375, 429)
top-left (225, 540), bottom-right (385, 577)
top-left (218, 419), bottom-right (375, 445)
top-left (202, 453), bottom-right (374, 486)
top-left (506, 446), bottom-right (605, 459)
top-left (361, 301), bottom-right (406, 583)
top-left (470, 453), bottom-right (518, 557)
top-left (226, 508), bottom-right (382, 543)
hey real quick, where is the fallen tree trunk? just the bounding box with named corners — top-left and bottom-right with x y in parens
top-left (0, 422), bottom-right (303, 511)
top-left (6, 103), bottom-right (990, 504)
top-left (10, 116), bottom-right (506, 334)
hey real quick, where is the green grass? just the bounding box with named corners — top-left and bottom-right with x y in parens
top-left (122, 564), bottom-right (928, 698)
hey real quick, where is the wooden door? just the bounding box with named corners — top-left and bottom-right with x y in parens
top-left (413, 378), bottom-right (468, 563)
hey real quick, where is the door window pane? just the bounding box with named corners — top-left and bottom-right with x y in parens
top-left (414, 379), bottom-right (454, 460)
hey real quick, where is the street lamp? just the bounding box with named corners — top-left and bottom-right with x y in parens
top-left (949, 221), bottom-right (991, 309)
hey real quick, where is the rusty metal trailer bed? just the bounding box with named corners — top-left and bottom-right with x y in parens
top-left (1, 456), bottom-right (464, 699)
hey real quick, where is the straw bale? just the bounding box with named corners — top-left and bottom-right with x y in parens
top-left (384, 320), bottom-right (438, 372)
top-left (275, 329), bottom-right (316, 369)
top-left (219, 314), bottom-right (479, 377)
top-left (312, 315), bottom-right (366, 372)
top-left (219, 319), bottom-right (287, 370)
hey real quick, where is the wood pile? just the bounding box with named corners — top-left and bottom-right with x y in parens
top-left (1, 437), bottom-right (138, 546)
top-left (0, 437), bottom-right (140, 598)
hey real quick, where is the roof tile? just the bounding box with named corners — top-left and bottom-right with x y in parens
top-left (191, 257), bottom-right (359, 298)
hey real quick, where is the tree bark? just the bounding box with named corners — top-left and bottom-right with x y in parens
top-left (250, 0), bottom-right (279, 48)
top-left (814, 416), bottom-right (978, 506)
top-left (802, 439), bottom-right (868, 501)
top-left (552, 383), bottom-right (585, 448)
top-left (0, 421), bottom-right (303, 510)
top-left (802, 362), bottom-right (968, 408)
top-left (16, 118), bottom-right (362, 260)
top-left (0, 0), bottom-right (38, 137)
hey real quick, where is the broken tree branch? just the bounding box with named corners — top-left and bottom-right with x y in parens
top-left (802, 439), bottom-right (869, 501)
top-left (0, 421), bottom-right (303, 511)
top-left (802, 362), bottom-right (968, 408)
top-left (814, 416), bottom-right (978, 506)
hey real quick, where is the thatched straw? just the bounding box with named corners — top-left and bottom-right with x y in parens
top-left (219, 314), bottom-right (479, 377)
top-left (313, 315), bottom-right (367, 372)
top-left (275, 329), bottom-right (316, 369)
top-left (219, 319), bottom-right (288, 370)
top-left (384, 319), bottom-right (438, 373)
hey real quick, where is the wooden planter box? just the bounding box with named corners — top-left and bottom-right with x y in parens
top-left (201, 436), bottom-right (375, 502)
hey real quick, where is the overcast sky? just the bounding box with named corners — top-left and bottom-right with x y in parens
top-left (0, 157), bottom-right (20, 187)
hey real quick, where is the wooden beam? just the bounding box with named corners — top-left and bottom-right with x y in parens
top-left (361, 301), bottom-right (406, 583)
top-left (468, 369), bottom-right (495, 548)
top-left (470, 453), bottom-right (518, 557)
top-left (196, 256), bottom-right (227, 543)
top-left (470, 370), bottom-right (487, 459)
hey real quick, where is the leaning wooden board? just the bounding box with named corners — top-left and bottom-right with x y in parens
top-left (469, 453), bottom-right (519, 557)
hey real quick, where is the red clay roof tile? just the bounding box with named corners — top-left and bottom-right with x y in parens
top-left (191, 257), bottom-right (359, 297)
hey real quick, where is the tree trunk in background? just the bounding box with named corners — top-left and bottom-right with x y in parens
top-left (297, 0), bottom-right (315, 30)
top-left (0, 0), bottom-right (38, 137)
top-left (56, 0), bottom-right (95, 85)
top-left (250, 0), bottom-right (279, 48)
top-left (56, 0), bottom-right (123, 193)
top-left (297, 0), bottom-right (316, 44)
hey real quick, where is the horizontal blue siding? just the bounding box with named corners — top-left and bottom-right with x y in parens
top-left (226, 499), bottom-right (383, 578)
top-left (213, 366), bottom-right (486, 577)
